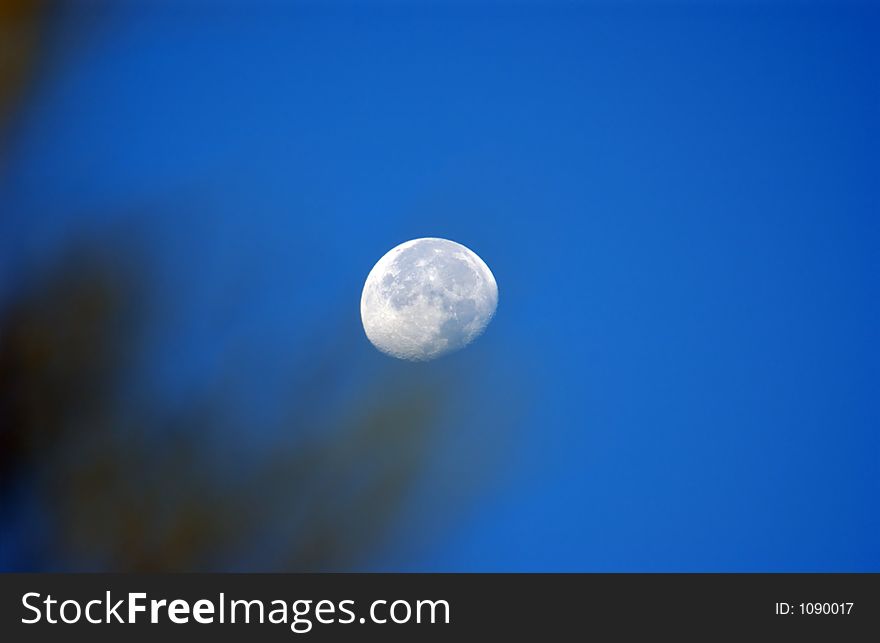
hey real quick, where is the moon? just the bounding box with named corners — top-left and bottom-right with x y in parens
top-left (361, 238), bottom-right (498, 361)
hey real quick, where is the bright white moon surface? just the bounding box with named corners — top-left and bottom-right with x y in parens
top-left (361, 238), bottom-right (498, 361)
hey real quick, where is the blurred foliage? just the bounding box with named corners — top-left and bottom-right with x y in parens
top-left (0, 244), bottom-right (460, 571)
top-left (0, 0), bottom-right (45, 161)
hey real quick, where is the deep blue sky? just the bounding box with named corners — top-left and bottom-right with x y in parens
top-left (2, 1), bottom-right (878, 571)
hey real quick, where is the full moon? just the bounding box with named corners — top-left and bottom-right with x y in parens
top-left (361, 238), bottom-right (498, 361)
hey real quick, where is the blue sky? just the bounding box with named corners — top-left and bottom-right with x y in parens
top-left (2, 1), bottom-right (878, 570)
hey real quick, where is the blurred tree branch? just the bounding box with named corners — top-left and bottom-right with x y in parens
top-left (1, 241), bottom-right (470, 571)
